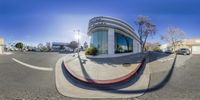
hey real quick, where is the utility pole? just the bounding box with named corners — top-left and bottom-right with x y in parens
top-left (74, 30), bottom-right (80, 55)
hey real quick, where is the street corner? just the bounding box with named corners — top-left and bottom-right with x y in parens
top-left (0, 52), bottom-right (13, 55)
top-left (55, 54), bottom-right (150, 98)
top-left (175, 54), bottom-right (193, 68)
top-left (147, 53), bottom-right (177, 74)
top-left (147, 52), bottom-right (192, 74)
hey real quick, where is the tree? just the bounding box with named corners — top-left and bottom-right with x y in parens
top-left (145, 42), bottom-right (161, 51)
top-left (68, 41), bottom-right (78, 52)
top-left (144, 42), bottom-right (150, 51)
top-left (135, 15), bottom-right (156, 52)
top-left (161, 27), bottom-right (185, 52)
top-left (37, 43), bottom-right (49, 52)
top-left (46, 42), bottom-right (51, 51)
top-left (15, 42), bottom-right (24, 50)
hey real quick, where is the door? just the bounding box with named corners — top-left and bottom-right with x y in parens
top-left (192, 46), bottom-right (200, 54)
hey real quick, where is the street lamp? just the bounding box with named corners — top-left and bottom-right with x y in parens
top-left (74, 30), bottom-right (81, 54)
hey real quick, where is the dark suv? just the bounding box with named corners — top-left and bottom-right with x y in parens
top-left (176, 48), bottom-right (191, 55)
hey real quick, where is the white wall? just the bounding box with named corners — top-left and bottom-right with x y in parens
top-left (108, 28), bottom-right (115, 54)
top-left (0, 46), bottom-right (3, 54)
top-left (138, 43), bottom-right (141, 53)
top-left (133, 39), bottom-right (141, 53)
top-left (160, 43), bottom-right (169, 52)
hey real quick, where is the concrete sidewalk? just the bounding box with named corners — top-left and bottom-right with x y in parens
top-left (55, 53), bottom-right (150, 98)
top-left (149, 54), bottom-right (176, 73)
top-left (0, 52), bottom-right (13, 55)
top-left (63, 52), bottom-right (145, 84)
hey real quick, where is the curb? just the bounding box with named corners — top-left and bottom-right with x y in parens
top-left (63, 57), bottom-right (146, 85)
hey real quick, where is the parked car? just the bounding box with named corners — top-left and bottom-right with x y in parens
top-left (176, 48), bottom-right (191, 55)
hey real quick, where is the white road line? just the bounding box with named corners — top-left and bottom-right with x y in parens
top-left (158, 57), bottom-right (174, 62)
top-left (12, 58), bottom-right (53, 71)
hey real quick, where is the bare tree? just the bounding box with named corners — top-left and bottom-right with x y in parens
top-left (144, 42), bottom-right (161, 51)
top-left (161, 27), bottom-right (185, 52)
top-left (135, 15), bottom-right (156, 52)
top-left (68, 41), bottom-right (79, 52)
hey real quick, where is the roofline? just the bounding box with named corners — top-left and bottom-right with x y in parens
top-left (90, 16), bottom-right (136, 31)
top-left (88, 16), bottom-right (139, 39)
top-left (88, 27), bottom-right (140, 42)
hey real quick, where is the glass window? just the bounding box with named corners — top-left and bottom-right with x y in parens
top-left (90, 29), bottom-right (108, 54)
top-left (115, 32), bottom-right (133, 53)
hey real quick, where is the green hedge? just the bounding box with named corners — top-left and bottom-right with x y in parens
top-left (85, 47), bottom-right (98, 56)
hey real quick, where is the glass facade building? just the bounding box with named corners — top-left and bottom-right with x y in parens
top-left (90, 29), bottom-right (108, 54)
top-left (115, 32), bottom-right (133, 53)
top-left (88, 16), bottom-right (141, 56)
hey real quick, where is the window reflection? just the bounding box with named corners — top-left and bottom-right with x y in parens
top-left (115, 32), bottom-right (133, 53)
top-left (90, 29), bottom-right (108, 54)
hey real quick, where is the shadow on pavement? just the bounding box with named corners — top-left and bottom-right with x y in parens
top-left (61, 52), bottom-right (176, 94)
top-left (88, 52), bottom-right (171, 65)
top-left (88, 53), bottom-right (146, 65)
top-left (77, 54), bottom-right (95, 83)
top-left (106, 54), bottom-right (177, 94)
top-left (61, 59), bottom-right (145, 90)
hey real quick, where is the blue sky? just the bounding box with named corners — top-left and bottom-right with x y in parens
top-left (0, 0), bottom-right (200, 46)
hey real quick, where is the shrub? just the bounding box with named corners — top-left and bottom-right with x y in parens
top-left (85, 47), bottom-right (98, 56)
top-left (153, 47), bottom-right (162, 52)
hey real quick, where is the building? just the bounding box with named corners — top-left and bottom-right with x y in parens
top-left (88, 16), bottom-right (141, 56)
top-left (160, 38), bottom-right (200, 54)
top-left (160, 43), bottom-right (170, 52)
top-left (181, 38), bottom-right (200, 54)
top-left (0, 38), bottom-right (4, 54)
top-left (51, 42), bottom-right (72, 52)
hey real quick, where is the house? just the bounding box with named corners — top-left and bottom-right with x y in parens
top-left (160, 38), bottom-right (200, 54)
top-left (182, 38), bottom-right (200, 54)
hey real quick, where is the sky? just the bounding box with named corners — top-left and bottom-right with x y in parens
top-left (0, 0), bottom-right (200, 46)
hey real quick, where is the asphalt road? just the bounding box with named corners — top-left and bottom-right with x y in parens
top-left (0, 52), bottom-right (68, 100)
top-left (138, 54), bottom-right (200, 100)
top-left (0, 52), bottom-right (199, 100)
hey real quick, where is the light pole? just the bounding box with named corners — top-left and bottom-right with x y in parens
top-left (77, 30), bottom-right (80, 50)
top-left (74, 30), bottom-right (81, 54)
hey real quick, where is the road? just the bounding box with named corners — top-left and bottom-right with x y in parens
top-left (138, 54), bottom-right (200, 100)
top-left (0, 52), bottom-right (199, 100)
top-left (0, 52), bottom-right (67, 100)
